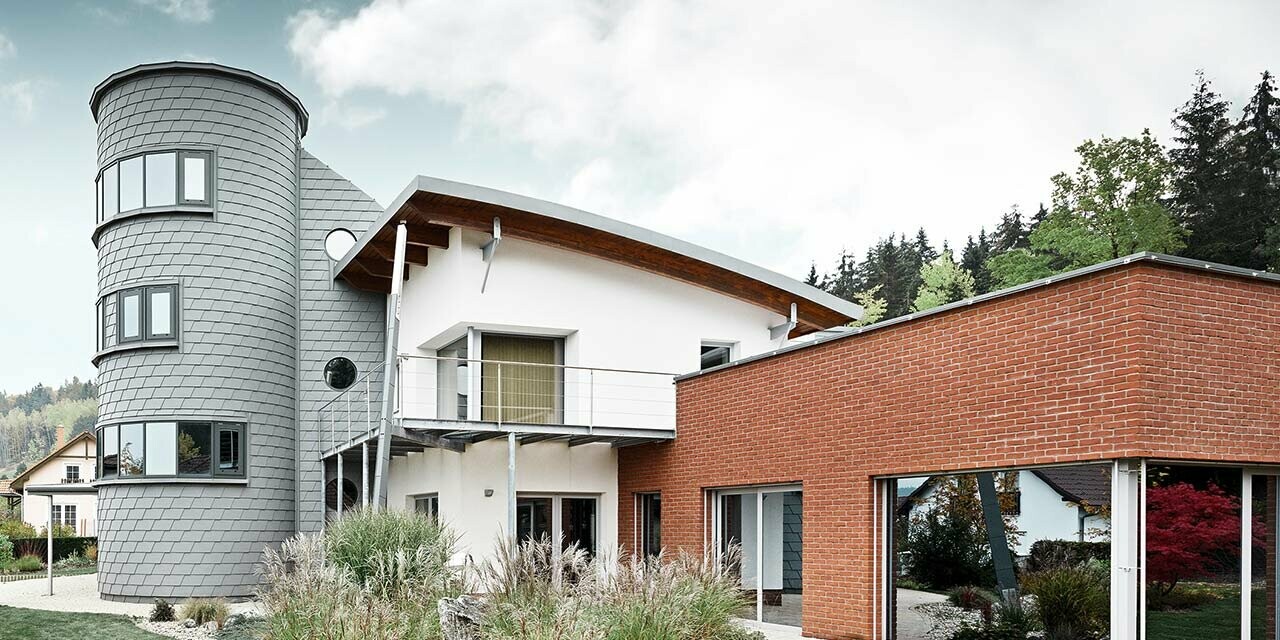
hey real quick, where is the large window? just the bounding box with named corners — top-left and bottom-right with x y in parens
top-left (517, 494), bottom-right (598, 555)
top-left (98, 421), bottom-right (246, 480)
top-left (480, 335), bottom-right (563, 424)
top-left (96, 149), bottom-right (212, 224)
top-left (114, 284), bottom-right (177, 346)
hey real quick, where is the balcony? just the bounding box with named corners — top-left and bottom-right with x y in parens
top-left (319, 355), bottom-right (676, 461)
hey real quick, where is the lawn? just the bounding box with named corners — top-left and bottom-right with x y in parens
top-left (0, 605), bottom-right (165, 640)
top-left (1146, 587), bottom-right (1264, 640)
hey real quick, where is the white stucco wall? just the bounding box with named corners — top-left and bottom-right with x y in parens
top-left (385, 227), bottom-right (795, 564)
top-left (20, 438), bottom-right (97, 536)
top-left (386, 440), bottom-right (617, 563)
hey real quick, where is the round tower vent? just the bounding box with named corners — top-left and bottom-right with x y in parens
top-left (325, 228), bottom-right (357, 261)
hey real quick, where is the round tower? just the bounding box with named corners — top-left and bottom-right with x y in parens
top-left (89, 62), bottom-right (307, 601)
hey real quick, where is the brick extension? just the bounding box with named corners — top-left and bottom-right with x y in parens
top-left (618, 261), bottom-right (1280, 639)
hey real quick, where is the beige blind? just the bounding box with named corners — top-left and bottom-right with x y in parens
top-left (482, 336), bottom-right (558, 424)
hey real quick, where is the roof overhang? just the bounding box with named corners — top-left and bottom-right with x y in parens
top-left (21, 484), bottom-right (98, 496)
top-left (334, 176), bottom-right (862, 335)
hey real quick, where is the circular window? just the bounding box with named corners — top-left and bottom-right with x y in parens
top-left (325, 477), bottom-right (359, 511)
top-left (324, 228), bottom-right (357, 261)
top-left (324, 357), bottom-right (358, 390)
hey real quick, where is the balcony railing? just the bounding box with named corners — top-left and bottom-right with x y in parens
top-left (318, 356), bottom-right (676, 457)
top-left (398, 355), bottom-right (676, 431)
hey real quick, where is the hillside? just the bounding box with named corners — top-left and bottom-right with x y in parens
top-left (0, 378), bottom-right (97, 479)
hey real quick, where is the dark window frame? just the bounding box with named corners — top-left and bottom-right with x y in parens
top-left (115, 284), bottom-right (178, 345)
top-left (96, 420), bottom-right (247, 481)
top-left (95, 148), bottom-right (214, 223)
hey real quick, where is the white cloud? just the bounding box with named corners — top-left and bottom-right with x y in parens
top-left (318, 99), bottom-right (388, 130)
top-left (1, 81), bottom-right (35, 119)
top-left (287, 0), bottom-right (1280, 277)
top-left (135, 0), bottom-right (213, 23)
top-left (0, 32), bottom-right (14, 60)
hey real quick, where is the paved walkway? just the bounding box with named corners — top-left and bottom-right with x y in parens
top-left (0, 574), bottom-right (261, 617)
top-left (897, 588), bottom-right (948, 640)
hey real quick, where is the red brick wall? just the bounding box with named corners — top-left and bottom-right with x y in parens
top-left (618, 263), bottom-right (1280, 639)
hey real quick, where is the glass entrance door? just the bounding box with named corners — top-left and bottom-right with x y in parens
top-left (711, 485), bottom-right (803, 627)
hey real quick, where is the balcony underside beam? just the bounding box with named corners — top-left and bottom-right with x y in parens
top-left (402, 417), bottom-right (675, 443)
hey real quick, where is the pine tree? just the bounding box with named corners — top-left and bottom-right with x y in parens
top-left (1222, 71), bottom-right (1280, 269)
top-left (991, 206), bottom-right (1028, 254)
top-left (960, 230), bottom-right (994, 294)
top-left (1171, 70), bottom-right (1235, 263)
top-left (804, 263), bottom-right (822, 288)
top-left (1028, 203), bottom-right (1050, 236)
top-left (856, 236), bottom-right (916, 319)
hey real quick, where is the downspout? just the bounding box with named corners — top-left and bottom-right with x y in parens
top-left (372, 221), bottom-right (408, 508)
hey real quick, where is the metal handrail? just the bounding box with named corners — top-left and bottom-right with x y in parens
top-left (398, 354), bottom-right (677, 377)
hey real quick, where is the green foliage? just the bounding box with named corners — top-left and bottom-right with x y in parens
top-left (947, 585), bottom-right (997, 610)
top-left (960, 230), bottom-right (994, 295)
top-left (323, 507), bottom-right (456, 586)
top-left (986, 249), bottom-right (1055, 289)
top-left (1022, 564), bottom-right (1109, 640)
top-left (261, 510), bottom-right (464, 640)
top-left (179, 598), bottom-right (229, 629)
top-left (913, 250), bottom-right (976, 312)
top-left (1147, 582), bottom-right (1225, 611)
top-left (1026, 540), bottom-right (1110, 572)
top-left (0, 533), bottom-right (12, 568)
top-left (479, 537), bottom-right (754, 640)
top-left (0, 377), bottom-right (98, 476)
top-left (902, 509), bottom-right (994, 590)
top-left (849, 285), bottom-right (887, 326)
top-left (53, 552), bottom-right (94, 569)
top-left (14, 554), bottom-right (44, 572)
top-left (149, 599), bottom-right (176, 623)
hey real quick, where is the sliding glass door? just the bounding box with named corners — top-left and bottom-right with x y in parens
top-left (711, 485), bottom-right (803, 627)
top-left (1141, 464), bottom-right (1279, 640)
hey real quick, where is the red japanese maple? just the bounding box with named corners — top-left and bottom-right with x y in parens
top-left (1146, 482), bottom-right (1266, 595)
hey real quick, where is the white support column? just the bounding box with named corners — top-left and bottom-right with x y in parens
top-left (361, 441), bottom-right (369, 510)
top-left (1242, 470), bottom-right (1253, 639)
top-left (755, 491), bottom-right (764, 623)
top-left (1110, 459), bottom-right (1141, 640)
top-left (46, 499), bottom-right (53, 596)
top-left (372, 221), bottom-right (408, 509)
top-left (507, 431), bottom-right (517, 548)
top-left (336, 452), bottom-right (344, 516)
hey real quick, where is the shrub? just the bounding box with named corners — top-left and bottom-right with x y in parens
top-left (1023, 564), bottom-right (1108, 640)
top-left (0, 519), bottom-right (36, 539)
top-left (180, 598), bottom-right (230, 629)
top-left (53, 552), bottom-right (94, 569)
top-left (84, 544), bottom-right (97, 562)
top-left (903, 510), bottom-right (996, 590)
top-left (1026, 540), bottom-right (1110, 572)
top-left (478, 538), bottom-right (754, 640)
top-left (10, 535), bottom-right (96, 561)
top-left (150, 599), bottom-right (176, 622)
top-left (947, 585), bottom-right (997, 611)
top-left (0, 534), bottom-right (13, 568)
top-left (323, 507), bottom-right (456, 585)
top-left (14, 554), bottom-right (43, 572)
top-left (260, 510), bottom-right (464, 640)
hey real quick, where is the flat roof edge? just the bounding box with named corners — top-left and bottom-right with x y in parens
top-left (676, 252), bottom-right (1280, 382)
top-left (90, 61), bottom-right (309, 136)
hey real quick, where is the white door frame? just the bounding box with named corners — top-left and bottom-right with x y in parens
top-left (709, 483), bottom-right (803, 625)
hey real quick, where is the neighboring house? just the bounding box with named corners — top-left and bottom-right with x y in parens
top-left (87, 61), bottom-right (860, 602)
top-left (0, 480), bottom-right (21, 512)
top-left (898, 465), bottom-right (1111, 556)
top-left (9, 426), bottom-right (97, 536)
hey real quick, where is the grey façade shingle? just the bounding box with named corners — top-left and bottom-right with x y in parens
top-left (93, 63), bottom-right (387, 602)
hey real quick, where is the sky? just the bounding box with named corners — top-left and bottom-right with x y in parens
top-left (1, 0), bottom-right (1279, 395)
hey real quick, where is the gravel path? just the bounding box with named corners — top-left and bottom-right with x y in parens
top-left (0, 573), bottom-right (262, 618)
